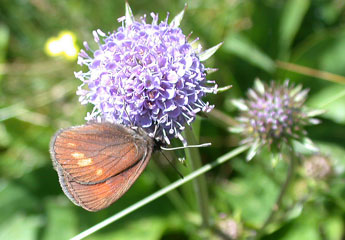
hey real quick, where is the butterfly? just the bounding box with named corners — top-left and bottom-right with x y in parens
top-left (49, 122), bottom-right (160, 212)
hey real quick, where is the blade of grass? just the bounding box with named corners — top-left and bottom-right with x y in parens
top-left (71, 144), bottom-right (250, 240)
top-left (223, 33), bottom-right (276, 73)
top-left (276, 60), bottom-right (345, 84)
top-left (0, 80), bottom-right (75, 121)
top-left (319, 88), bottom-right (345, 108)
top-left (279, 0), bottom-right (310, 59)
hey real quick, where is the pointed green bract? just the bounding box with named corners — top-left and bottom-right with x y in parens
top-left (301, 137), bottom-right (319, 152)
top-left (206, 68), bottom-right (218, 74)
top-left (246, 139), bottom-right (260, 161)
top-left (217, 85), bottom-right (232, 93)
top-left (231, 99), bottom-right (248, 111)
top-left (290, 84), bottom-right (303, 97)
top-left (270, 153), bottom-right (282, 168)
top-left (125, 1), bottom-right (134, 27)
top-left (306, 109), bottom-right (326, 118)
top-left (170, 4), bottom-right (187, 28)
top-left (254, 78), bottom-right (265, 95)
top-left (295, 89), bottom-right (309, 102)
top-left (198, 42), bottom-right (223, 62)
top-left (229, 126), bottom-right (245, 133)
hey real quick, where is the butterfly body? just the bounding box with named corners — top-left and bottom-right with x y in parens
top-left (50, 122), bottom-right (155, 212)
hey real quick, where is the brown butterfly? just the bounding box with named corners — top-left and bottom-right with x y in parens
top-left (49, 122), bottom-right (159, 212)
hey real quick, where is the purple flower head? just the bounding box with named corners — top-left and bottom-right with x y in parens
top-left (231, 79), bottom-right (323, 160)
top-left (75, 3), bottom-right (221, 145)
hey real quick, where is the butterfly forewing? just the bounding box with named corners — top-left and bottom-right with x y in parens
top-left (50, 122), bottom-right (155, 211)
top-left (51, 123), bottom-right (150, 184)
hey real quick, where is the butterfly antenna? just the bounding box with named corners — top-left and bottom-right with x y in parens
top-left (161, 152), bottom-right (184, 179)
top-left (160, 142), bottom-right (211, 151)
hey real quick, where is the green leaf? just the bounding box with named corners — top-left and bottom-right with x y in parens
top-left (0, 181), bottom-right (38, 223)
top-left (42, 199), bottom-right (78, 240)
top-left (0, 123), bottom-right (11, 147)
top-left (95, 217), bottom-right (164, 240)
top-left (266, 204), bottom-right (321, 240)
top-left (0, 214), bottom-right (42, 240)
top-left (0, 24), bottom-right (9, 63)
top-left (318, 31), bottom-right (345, 75)
top-left (322, 215), bottom-right (344, 240)
top-left (214, 158), bottom-right (280, 227)
top-left (307, 84), bottom-right (345, 124)
top-left (0, 24), bottom-right (9, 82)
top-left (279, 0), bottom-right (311, 59)
top-left (223, 33), bottom-right (276, 73)
top-left (291, 29), bottom-right (345, 77)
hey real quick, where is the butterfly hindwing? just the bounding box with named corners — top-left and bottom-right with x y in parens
top-left (50, 122), bottom-right (155, 211)
top-left (50, 123), bottom-right (151, 184)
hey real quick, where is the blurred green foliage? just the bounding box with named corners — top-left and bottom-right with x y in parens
top-left (0, 0), bottom-right (344, 239)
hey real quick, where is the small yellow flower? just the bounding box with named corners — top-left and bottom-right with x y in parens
top-left (45, 31), bottom-right (78, 60)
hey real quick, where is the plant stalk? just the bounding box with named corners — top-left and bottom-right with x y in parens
top-left (184, 126), bottom-right (210, 228)
top-left (71, 145), bottom-right (250, 240)
top-left (258, 147), bottom-right (297, 236)
top-left (276, 60), bottom-right (345, 84)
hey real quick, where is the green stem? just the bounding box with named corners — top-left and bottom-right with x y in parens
top-left (276, 60), bottom-right (345, 84)
top-left (150, 158), bottom-right (190, 214)
top-left (71, 145), bottom-right (250, 240)
top-left (258, 147), bottom-right (297, 235)
top-left (206, 108), bottom-right (238, 129)
top-left (184, 126), bottom-right (210, 228)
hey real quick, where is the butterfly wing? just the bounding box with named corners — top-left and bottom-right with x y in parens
top-left (55, 147), bottom-right (152, 211)
top-left (50, 122), bottom-right (154, 211)
top-left (50, 122), bottom-right (151, 184)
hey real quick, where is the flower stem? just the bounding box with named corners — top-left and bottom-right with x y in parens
top-left (276, 60), bottom-right (345, 84)
top-left (71, 145), bottom-right (250, 240)
top-left (258, 147), bottom-right (297, 235)
top-left (184, 126), bottom-right (210, 228)
top-left (150, 158), bottom-right (190, 215)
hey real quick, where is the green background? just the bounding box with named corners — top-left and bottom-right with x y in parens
top-left (0, 0), bottom-right (344, 239)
